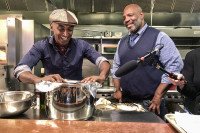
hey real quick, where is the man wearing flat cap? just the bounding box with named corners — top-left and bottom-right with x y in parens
top-left (14, 9), bottom-right (110, 84)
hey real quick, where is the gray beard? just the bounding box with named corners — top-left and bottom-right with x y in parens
top-left (129, 20), bottom-right (142, 34)
top-left (130, 24), bottom-right (141, 34)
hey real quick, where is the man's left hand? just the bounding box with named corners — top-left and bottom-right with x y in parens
top-left (148, 95), bottom-right (162, 114)
top-left (81, 75), bottom-right (106, 83)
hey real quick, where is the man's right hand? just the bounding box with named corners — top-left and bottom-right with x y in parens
top-left (18, 71), bottom-right (66, 84)
top-left (114, 90), bottom-right (122, 103)
top-left (168, 74), bottom-right (185, 89)
top-left (40, 74), bottom-right (66, 83)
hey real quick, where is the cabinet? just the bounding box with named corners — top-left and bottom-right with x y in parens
top-left (75, 35), bottom-right (121, 55)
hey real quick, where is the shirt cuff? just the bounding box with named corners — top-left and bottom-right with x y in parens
top-left (161, 74), bottom-right (171, 84)
top-left (14, 65), bottom-right (32, 80)
top-left (95, 56), bottom-right (109, 68)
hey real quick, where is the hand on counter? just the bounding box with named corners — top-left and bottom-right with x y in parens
top-left (81, 61), bottom-right (110, 83)
top-left (81, 75), bottom-right (106, 84)
top-left (149, 96), bottom-right (162, 115)
top-left (18, 72), bottom-right (66, 84)
top-left (114, 90), bottom-right (122, 103)
top-left (39, 74), bottom-right (66, 83)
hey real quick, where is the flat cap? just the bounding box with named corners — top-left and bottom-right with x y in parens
top-left (49, 9), bottom-right (78, 25)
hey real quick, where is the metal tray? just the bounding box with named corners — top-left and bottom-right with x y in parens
top-left (165, 114), bottom-right (186, 133)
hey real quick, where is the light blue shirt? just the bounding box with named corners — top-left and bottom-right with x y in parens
top-left (112, 24), bottom-right (183, 84)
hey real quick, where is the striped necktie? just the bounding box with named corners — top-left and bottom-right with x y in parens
top-left (130, 33), bottom-right (139, 47)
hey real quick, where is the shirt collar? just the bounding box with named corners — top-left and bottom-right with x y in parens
top-left (49, 35), bottom-right (73, 46)
top-left (48, 35), bottom-right (72, 52)
top-left (49, 35), bottom-right (55, 46)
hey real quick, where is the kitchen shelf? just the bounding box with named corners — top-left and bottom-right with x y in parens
top-left (77, 37), bottom-right (120, 45)
top-left (75, 36), bottom-right (120, 55)
top-left (74, 29), bottom-right (121, 56)
top-left (76, 36), bottom-right (121, 39)
top-left (76, 36), bottom-right (102, 39)
top-left (102, 36), bottom-right (121, 39)
top-left (176, 45), bottom-right (200, 47)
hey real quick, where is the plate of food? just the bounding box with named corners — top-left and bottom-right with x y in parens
top-left (94, 98), bottom-right (145, 112)
top-left (116, 103), bottom-right (145, 112)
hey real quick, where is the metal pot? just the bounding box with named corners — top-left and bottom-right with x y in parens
top-left (0, 91), bottom-right (36, 117)
top-left (45, 83), bottom-right (95, 120)
top-left (52, 84), bottom-right (87, 112)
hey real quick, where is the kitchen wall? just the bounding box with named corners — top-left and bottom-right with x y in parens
top-left (0, 17), bottom-right (22, 91)
top-left (0, 15), bottom-right (49, 91)
top-left (20, 20), bottom-right (50, 92)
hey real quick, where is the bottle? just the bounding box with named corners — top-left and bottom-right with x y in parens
top-left (41, 68), bottom-right (45, 77)
top-left (40, 68), bottom-right (45, 110)
top-left (36, 94), bottom-right (40, 109)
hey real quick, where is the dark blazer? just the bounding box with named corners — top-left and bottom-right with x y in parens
top-left (178, 48), bottom-right (200, 114)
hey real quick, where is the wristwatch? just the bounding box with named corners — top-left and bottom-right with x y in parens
top-left (113, 88), bottom-right (119, 93)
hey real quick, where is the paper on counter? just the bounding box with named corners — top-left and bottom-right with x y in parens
top-left (35, 81), bottom-right (62, 92)
top-left (35, 80), bottom-right (82, 92)
top-left (174, 112), bottom-right (200, 133)
top-left (35, 81), bottom-right (101, 98)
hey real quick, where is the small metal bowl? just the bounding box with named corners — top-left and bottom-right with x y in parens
top-left (0, 91), bottom-right (36, 117)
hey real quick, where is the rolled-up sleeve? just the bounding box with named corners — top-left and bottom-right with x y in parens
top-left (14, 41), bottom-right (43, 79)
top-left (156, 32), bottom-right (183, 84)
top-left (95, 56), bottom-right (109, 68)
top-left (14, 65), bottom-right (31, 79)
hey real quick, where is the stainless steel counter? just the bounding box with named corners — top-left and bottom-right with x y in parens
top-left (3, 108), bottom-right (165, 123)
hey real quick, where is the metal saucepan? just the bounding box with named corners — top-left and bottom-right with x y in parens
top-left (0, 91), bottom-right (36, 117)
top-left (52, 84), bottom-right (88, 112)
top-left (45, 82), bottom-right (98, 120)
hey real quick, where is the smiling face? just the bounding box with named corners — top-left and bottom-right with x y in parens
top-left (123, 4), bottom-right (145, 34)
top-left (50, 22), bottom-right (74, 47)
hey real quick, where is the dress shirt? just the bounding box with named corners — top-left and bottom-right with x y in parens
top-left (14, 36), bottom-right (108, 80)
top-left (130, 33), bottom-right (139, 47)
